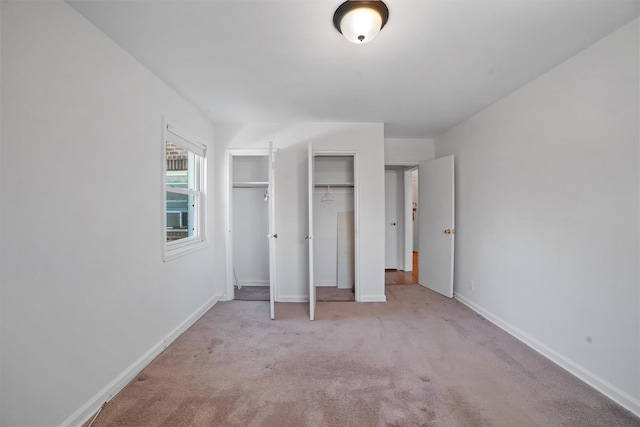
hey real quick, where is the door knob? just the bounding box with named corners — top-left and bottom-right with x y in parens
top-left (391, 222), bottom-right (397, 226)
top-left (444, 229), bottom-right (456, 234)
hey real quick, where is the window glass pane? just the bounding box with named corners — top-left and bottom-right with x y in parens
top-left (166, 192), bottom-right (197, 242)
top-left (163, 123), bottom-right (205, 259)
top-left (166, 143), bottom-right (197, 190)
top-left (166, 171), bottom-right (188, 188)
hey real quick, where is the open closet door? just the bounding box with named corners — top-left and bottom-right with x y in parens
top-left (307, 142), bottom-right (316, 320)
top-left (268, 142), bottom-right (277, 320)
top-left (418, 155), bottom-right (455, 298)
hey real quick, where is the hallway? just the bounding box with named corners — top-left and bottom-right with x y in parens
top-left (385, 252), bottom-right (418, 285)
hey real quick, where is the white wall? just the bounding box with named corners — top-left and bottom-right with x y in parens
top-left (232, 155), bottom-right (269, 183)
top-left (384, 138), bottom-right (435, 164)
top-left (314, 188), bottom-right (354, 285)
top-left (232, 187), bottom-right (270, 285)
top-left (0, 2), bottom-right (219, 425)
top-left (214, 123), bottom-right (386, 303)
top-left (435, 19), bottom-right (639, 414)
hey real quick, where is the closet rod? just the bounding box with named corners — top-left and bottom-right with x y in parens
top-left (314, 184), bottom-right (354, 188)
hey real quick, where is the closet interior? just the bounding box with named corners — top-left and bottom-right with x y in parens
top-left (231, 155), bottom-right (270, 300)
top-left (313, 155), bottom-right (355, 301)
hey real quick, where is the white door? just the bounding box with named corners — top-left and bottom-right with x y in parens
top-left (403, 169), bottom-right (415, 272)
top-left (384, 171), bottom-right (399, 269)
top-left (418, 155), bottom-right (455, 298)
top-left (267, 142), bottom-right (277, 320)
top-left (307, 142), bottom-right (316, 320)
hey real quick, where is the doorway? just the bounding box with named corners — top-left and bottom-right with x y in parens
top-left (384, 165), bottom-right (419, 285)
top-left (226, 147), bottom-right (277, 319)
top-left (313, 155), bottom-right (356, 302)
top-left (384, 157), bottom-right (455, 296)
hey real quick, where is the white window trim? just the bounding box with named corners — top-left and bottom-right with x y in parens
top-left (162, 118), bottom-right (207, 261)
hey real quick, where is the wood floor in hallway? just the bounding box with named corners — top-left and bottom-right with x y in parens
top-left (385, 251), bottom-right (418, 285)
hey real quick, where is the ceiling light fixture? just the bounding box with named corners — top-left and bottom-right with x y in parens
top-left (333, 0), bottom-right (389, 44)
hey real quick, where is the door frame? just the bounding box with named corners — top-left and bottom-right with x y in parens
top-left (310, 150), bottom-right (361, 304)
top-left (225, 148), bottom-right (272, 301)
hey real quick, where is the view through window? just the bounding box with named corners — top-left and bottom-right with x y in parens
top-left (164, 122), bottom-right (206, 260)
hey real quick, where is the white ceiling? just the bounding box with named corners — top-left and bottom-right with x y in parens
top-left (67, 0), bottom-right (639, 138)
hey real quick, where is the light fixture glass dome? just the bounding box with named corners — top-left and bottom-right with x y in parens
top-left (333, 1), bottom-right (389, 44)
top-left (339, 7), bottom-right (383, 44)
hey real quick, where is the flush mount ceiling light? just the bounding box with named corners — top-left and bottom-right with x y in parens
top-left (333, 0), bottom-right (389, 44)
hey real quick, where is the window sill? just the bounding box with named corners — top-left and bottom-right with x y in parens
top-left (163, 239), bottom-right (207, 262)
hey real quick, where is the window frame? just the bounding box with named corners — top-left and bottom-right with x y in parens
top-left (162, 119), bottom-right (207, 261)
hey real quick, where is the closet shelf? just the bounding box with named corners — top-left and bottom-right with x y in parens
top-left (233, 181), bottom-right (269, 188)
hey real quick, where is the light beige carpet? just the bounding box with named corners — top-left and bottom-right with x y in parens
top-left (85, 285), bottom-right (639, 426)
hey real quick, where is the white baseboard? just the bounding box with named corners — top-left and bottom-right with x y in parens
top-left (358, 294), bottom-right (387, 302)
top-left (277, 294), bottom-right (387, 303)
top-left (454, 293), bottom-right (640, 418)
top-left (238, 280), bottom-right (269, 286)
top-left (315, 280), bottom-right (337, 287)
top-left (277, 295), bottom-right (309, 302)
top-left (62, 295), bottom-right (221, 427)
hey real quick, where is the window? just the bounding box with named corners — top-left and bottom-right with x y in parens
top-left (163, 121), bottom-right (207, 260)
